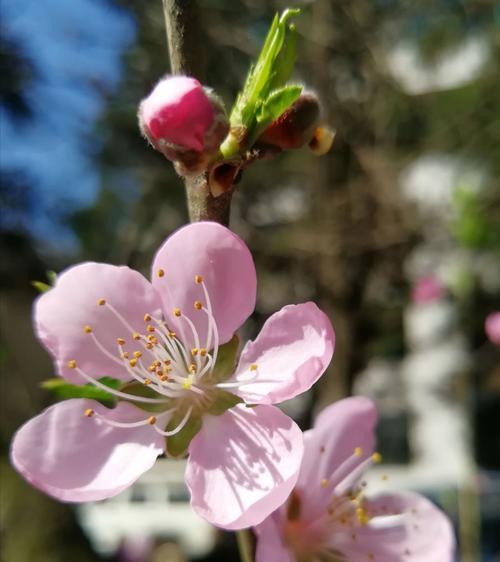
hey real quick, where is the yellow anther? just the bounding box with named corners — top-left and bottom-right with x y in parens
top-left (354, 447), bottom-right (363, 457)
top-left (143, 313), bottom-right (151, 322)
top-left (153, 360), bottom-right (161, 367)
top-left (133, 351), bottom-right (142, 358)
top-left (84, 408), bottom-right (95, 417)
top-left (146, 325), bottom-right (155, 333)
top-left (191, 348), bottom-right (199, 356)
top-left (157, 268), bottom-right (165, 278)
top-left (168, 331), bottom-right (176, 338)
top-left (97, 298), bottom-right (106, 306)
top-left (117, 337), bottom-right (126, 346)
top-left (133, 332), bottom-right (142, 340)
top-left (129, 358), bottom-right (138, 367)
top-left (321, 479), bottom-right (329, 488)
top-left (147, 416), bottom-right (157, 425)
top-left (250, 364), bottom-right (258, 371)
top-left (200, 348), bottom-right (207, 356)
top-left (194, 300), bottom-right (203, 310)
top-left (173, 307), bottom-right (182, 317)
top-left (189, 363), bottom-right (197, 373)
top-left (195, 275), bottom-right (203, 284)
top-left (160, 374), bottom-right (169, 382)
top-left (371, 452), bottom-right (382, 464)
top-left (121, 351), bottom-right (129, 359)
top-left (148, 365), bottom-right (156, 372)
top-left (67, 360), bottom-right (77, 369)
top-left (182, 375), bottom-right (194, 390)
top-left (83, 325), bottom-right (92, 334)
top-left (164, 360), bottom-right (171, 366)
top-left (145, 343), bottom-right (153, 350)
top-left (143, 378), bottom-right (152, 385)
top-left (356, 507), bottom-right (370, 525)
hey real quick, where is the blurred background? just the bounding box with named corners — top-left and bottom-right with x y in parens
top-left (1, 0), bottom-right (499, 560)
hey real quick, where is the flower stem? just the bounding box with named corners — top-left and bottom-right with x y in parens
top-left (236, 529), bottom-right (254, 562)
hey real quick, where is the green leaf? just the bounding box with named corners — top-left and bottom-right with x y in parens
top-left (41, 376), bottom-right (121, 406)
top-left (207, 390), bottom-right (242, 416)
top-left (221, 8), bottom-right (301, 158)
top-left (209, 334), bottom-right (240, 383)
top-left (252, 85), bottom-right (302, 141)
top-left (31, 281), bottom-right (51, 293)
top-left (165, 412), bottom-right (202, 457)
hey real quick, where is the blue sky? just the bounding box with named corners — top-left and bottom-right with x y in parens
top-left (1, 0), bottom-right (135, 248)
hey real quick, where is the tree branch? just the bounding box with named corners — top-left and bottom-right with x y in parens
top-left (162, 0), bottom-right (232, 226)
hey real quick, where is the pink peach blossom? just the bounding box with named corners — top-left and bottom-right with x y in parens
top-left (255, 397), bottom-right (455, 562)
top-left (11, 222), bottom-right (335, 530)
top-left (485, 311), bottom-right (500, 345)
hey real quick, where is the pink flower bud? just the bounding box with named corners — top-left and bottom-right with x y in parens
top-left (138, 76), bottom-right (228, 175)
top-left (485, 312), bottom-right (500, 345)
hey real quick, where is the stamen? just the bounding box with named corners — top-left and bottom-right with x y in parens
top-left (74, 366), bottom-right (168, 404)
top-left (194, 300), bottom-right (202, 310)
top-left (143, 313), bottom-right (151, 322)
top-left (117, 338), bottom-right (126, 346)
top-left (84, 408), bottom-right (95, 417)
top-left (157, 268), bottom-right (165, 278)
top-left (97, 298), bottom-right (106, 306)
top-left (195, 275), bottom-right (203, 284)
top-left (173, 308), bottom-right (182, 317)
top-left (83, 325), bottom-right (92, 334)
top-left (153, 406), bottom-right (193, 437)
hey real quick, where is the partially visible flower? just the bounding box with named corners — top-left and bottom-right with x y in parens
top-left (485, 311), bottom-right (500, 345)
top-left (138, 76), bottom-right (228, 175)
top-left (411, 276), bottom-right (445, 305)
top-left (255, 397), bottom-right (455, 562)
top-left (11, 222), bottom-right (334, 530)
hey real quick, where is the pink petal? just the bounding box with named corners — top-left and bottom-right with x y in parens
top-left (334, 492), bottom-right (455, 562)
top-left (255, 512), bottom-right (295, 562)
top-left (152, 222), bottom-right (256, 347)
top-left (232, 302), bottom-right (335, 404)
top-left (35, 262), bottom-right (162, 383)
top-left (298, 397), bottom-right (377, 520)
top-left (185, 404), bottom-right (303, 530)
top-left (10, 399), bottom-right (165, 502)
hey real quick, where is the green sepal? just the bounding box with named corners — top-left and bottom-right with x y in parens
top-left (165, 411), bottom-right (202, 458)
top-left (120, 381), bottom-right (171, 412)
top-left (208, 334), bottom-right (239, 383)
top-left (41, 376), bottom-right (121, 407)
top-left (207, 390), bottom-right (243, 416)
top-left (252, 84), bottom-right (302, 142)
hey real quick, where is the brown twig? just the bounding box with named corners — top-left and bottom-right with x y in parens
top-left (162, 0), bottom-right (232, 226)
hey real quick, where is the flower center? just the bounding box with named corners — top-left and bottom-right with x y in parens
top-left (66, 274), bottom-right (258, 439)
top-left (285, 447), bottom-right (385, 562)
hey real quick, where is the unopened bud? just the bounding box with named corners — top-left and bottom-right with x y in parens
top-left (257, 92), bottom-right (321, 150)
top-left (138, 76), bottom-right (229, 175)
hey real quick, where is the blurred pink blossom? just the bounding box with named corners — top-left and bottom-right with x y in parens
top-left (411, 276), bottom-right (445, 304)
top-left (485, 312), bottom-right (500, 345)
top-left (255, 397), bottom-right (455, 562)
top-left (11, 222), bottom-right (335, 530)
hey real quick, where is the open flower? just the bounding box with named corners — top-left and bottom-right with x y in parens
top-left (11, 222), bottom-right (334, 530)
top-left (255, 397), bottom-right (455, 562)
